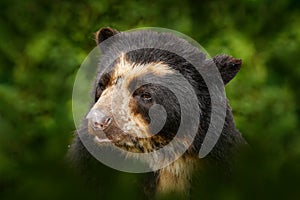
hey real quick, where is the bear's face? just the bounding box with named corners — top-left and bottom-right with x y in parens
top-left (85, 27), bottom-right (242, 156)
top-left (87, 52), bottom-right (181, 153)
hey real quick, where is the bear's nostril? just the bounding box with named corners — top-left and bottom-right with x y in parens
top-left (93, 116), bottom-right (112, 130)
top-left (104, 117), bottom-right (112, 126)
top-left (95, 117), bottom-right (112, 130)
top-left (86, 108), bottom-right (113, 130)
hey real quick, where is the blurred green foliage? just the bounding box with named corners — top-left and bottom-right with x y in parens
top-left (0, 0), bottom-right (299, 199)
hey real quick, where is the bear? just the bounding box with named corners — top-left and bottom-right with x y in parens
top-left (68, 27), bottom-right (247, 199)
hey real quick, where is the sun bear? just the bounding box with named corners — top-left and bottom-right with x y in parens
top-left (69, 27), bottom-right (247, 199)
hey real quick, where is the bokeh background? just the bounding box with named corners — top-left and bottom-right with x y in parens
top-left (0, 0), bottom-right (299, 199)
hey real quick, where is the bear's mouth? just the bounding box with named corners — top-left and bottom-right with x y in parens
top-left (94, 135), bottom-right (111, 143)
top-left (90, 127), bottom-right (169, 153)
top-left (88, 118), bottom-right (172, 153)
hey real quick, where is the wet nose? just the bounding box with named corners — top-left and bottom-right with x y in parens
top-left (86, 108), bottom-right (112, 130)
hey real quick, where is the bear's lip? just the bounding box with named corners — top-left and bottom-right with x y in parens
top-left (94, 135), bottom-right (111, 143)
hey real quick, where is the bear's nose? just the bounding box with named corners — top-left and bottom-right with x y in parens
top-left (86, 108), bottom-right (112, 130)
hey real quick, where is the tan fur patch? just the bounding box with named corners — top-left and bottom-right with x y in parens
top-left (112, 53), bottom-right (174, 88)
top-left (156, 156), bottom-right (199, 197)
top-left (97, 53), bottom-right (173, 139)
top-left (89, 52), bottom-right (175, 150)
top-left (111, 53), bottom-right (174, 138)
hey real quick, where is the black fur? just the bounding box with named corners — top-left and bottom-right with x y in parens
top-left (69, 28), bottom-right (247, 198)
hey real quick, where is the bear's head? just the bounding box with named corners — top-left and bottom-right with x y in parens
top-left (70, 27), bottom-right (246, 197)
top-left (86, 27), bottom-right (242, 159)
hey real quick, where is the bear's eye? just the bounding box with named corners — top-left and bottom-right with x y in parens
top-left (140, 92), bottom-right (152, 102)
top-left (98, 72), bottom-right (110, 90)
top-left (95, 83), bottom-right (106, 102)
top-left (98, 82), bottom-right (105, 91)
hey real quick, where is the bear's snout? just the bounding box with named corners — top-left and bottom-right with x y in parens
top-left (86, 108), bottom-right (112, 131)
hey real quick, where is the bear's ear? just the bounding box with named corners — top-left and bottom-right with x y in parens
top-left (213, 54), bottom-right (242, 85)
top-left (95, 27), bottom-right (119, 45)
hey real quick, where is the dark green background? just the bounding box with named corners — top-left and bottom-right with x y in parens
top-left (0, 0), bottom-right (299, 199)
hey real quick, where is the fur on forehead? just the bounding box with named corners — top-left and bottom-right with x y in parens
top-left (95, 30), bottom-right (208, 82)
top-left (111, 53), bottom-right (173, 87)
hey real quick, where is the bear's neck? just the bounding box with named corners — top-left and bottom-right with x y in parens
top-left (155, 155), bottom-right (199, 197)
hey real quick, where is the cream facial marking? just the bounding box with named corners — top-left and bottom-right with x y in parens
top-left (111, 53), bottom-right (174, 88)
top-left (89, 52), bottom-right (175, 142)
top-left (104, 53), bottom-right (173, 138)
